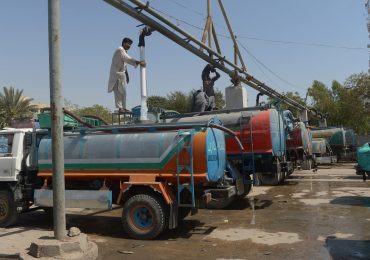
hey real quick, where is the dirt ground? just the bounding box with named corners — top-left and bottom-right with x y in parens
top-left (0, 163), bottom-right (369, 260)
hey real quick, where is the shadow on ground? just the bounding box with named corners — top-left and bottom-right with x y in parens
top-left (12, 209), bottom-right (216, 241)
top-left (325, 238), bottom-right (370, 260)
top-left (330, 196), bottom-right (370, 207)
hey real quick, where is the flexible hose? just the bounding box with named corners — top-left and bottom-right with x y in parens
top-left (208, 123), bottom-right (245, 152)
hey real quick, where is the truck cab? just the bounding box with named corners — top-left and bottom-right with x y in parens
top-left (0, 128), bottom-right (43, 227)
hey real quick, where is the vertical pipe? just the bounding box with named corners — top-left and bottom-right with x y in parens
top-left (48, 0), bottom-right (66, 240)
top-left (139, 46), bottom-right (148, 121)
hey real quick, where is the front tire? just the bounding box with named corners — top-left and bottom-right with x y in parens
top-left (122, 194), bottom-right (168, 240)
top-left (0, 190), bottom-right (18, 227)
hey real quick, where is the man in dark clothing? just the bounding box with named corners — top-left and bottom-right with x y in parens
top-left (191, 89), bottom-right (209, 112)
top-left (201, 64), bottom-right (220, 111)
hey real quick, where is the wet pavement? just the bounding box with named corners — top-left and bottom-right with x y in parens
top-left (1, 163), bottom-right (370, 259)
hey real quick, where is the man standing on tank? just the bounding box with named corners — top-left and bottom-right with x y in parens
top-left (108, 37), bottom-right (146, 113)
top-left (201, 64), bottom-right (220, 111)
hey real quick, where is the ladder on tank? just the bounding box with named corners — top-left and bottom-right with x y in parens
top-left (176, 129), bottom-right (196, 209)
top-left (240, 113), bottom-right (257, 185)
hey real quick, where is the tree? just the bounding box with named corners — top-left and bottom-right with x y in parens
top-left (267, 91), bottom-right (305, 118)
top-left (165, 91), bottom-right (192, 113)
top-left (308, 73), bottom-right (370, 134)
top-left (148, 89), bottom-right (226, 113)
top-left (0, 87), bottom-right (37, 127)
top-left (147, 96), bottom-right (169, 110)
top-left (214, 88), bottom-right (225, 110)
top-left (72, 104), bottom-right (112, 124)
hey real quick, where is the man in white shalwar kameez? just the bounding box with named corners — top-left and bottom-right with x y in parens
top-left (108, 37), bottom-right (145, 113)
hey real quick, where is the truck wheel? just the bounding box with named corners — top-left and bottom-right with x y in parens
top-left (0, 190), bottom-right (18, 227)
top-left (42, 207), bottom-right (53, 219)
top-left (241, 175), bottom-right (252, 197)
top-left (257, 172), bottom-right (280, 186)
top-left (122, 194), bottom-right (168, 240)
top-left (178, 207), bottom-right (191, 221)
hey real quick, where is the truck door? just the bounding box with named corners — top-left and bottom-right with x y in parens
top-left (0, 134), bottom-right (14, 179)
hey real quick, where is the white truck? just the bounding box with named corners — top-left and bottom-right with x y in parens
top-left (0, 128), bottom-right (41, 227)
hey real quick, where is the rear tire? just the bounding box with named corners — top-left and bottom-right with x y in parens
top-left (42, 207), bottom-right (53, 219)
top-left (257, 172), bottom-right (280, 186)
top-left (241, 175), bottom-right (252, 197)
top-left (178, 207), bottom-right (191, 221)
top-left (122, 193), bottom-right (168, 240)
top-left (0, 190), bottom-right (18, 227)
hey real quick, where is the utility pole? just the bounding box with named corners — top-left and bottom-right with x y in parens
top-left (366, 0), bottom-right (370, 73)
top-left (48, 0), bottom-right (66, 240)
top-left (207, 0), bottom-right (212, 51)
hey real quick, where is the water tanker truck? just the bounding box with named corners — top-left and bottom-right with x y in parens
top-left (0, 120), bottom-right (244, 239)
top-left (286, 121), bottom-right (315, 170)
top-left (163, 106), bottom-right (292, 186)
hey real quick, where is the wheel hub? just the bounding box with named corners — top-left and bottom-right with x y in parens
top-left (133, 207), bottom-right (153, 229)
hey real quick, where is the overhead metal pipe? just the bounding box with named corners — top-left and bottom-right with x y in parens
top-left (103, 0), bottom-right (317, 115)
top-left (127, 0), bottom-right (242, 71)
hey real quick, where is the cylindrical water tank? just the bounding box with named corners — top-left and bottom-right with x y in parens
top-left (37, 126), bottom-right (226, 183)
top-left (312, 139), bottom-right (327, 155)
top-left (166, 108), bottom-right (286, 157)
top-left (287, 122), bottom-right (313, 155)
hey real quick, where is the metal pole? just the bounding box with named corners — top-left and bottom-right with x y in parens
top-left (48, 0), bottom-right (66, 240)
top-left (139, 46), bottom-right (148, 121)
top-left (217, 0), bottom-right (246, 71)
top-left (138, 26), bottom-right (153, 122)
top-left (207, 0), bottom-right (212, 50)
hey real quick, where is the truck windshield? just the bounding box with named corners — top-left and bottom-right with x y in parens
top-left (0, 134), bottom-right (14, 156)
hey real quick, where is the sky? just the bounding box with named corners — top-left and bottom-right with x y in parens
top-left (0, 0), bottom-right (368, 111)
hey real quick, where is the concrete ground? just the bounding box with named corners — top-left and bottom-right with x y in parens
top-left (0, 163), bottom-right (369, 260)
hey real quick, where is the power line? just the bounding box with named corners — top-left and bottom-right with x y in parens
top-left (236, 36), bottom-right (366, 50)
top-left (149, 3), bottom-right (366, 51)
top-left (162, 0), bottom-right (205, 17)
top-left (237, 40), bottom-right (306, 91)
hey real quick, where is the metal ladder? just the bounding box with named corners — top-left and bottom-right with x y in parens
top-left (240, 113), bottom-right (256, 185)
top-left (176, 129), bottom-right (196, 208)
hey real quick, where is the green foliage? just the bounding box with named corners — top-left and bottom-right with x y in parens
top-left (0, 86), bottom-right (37, 127)
top-left (214, 89), bottom-right (225, 110)
top-left (148, 88), bottom-right (226, 113)
top-left (147, 96), bottom-right (169, 110)
top-left (268, 91), bottom-right (305, 117)
top-left (308, 73), bottom-right (370, 134)
top-left (72, 104), bottom-right (112, 123)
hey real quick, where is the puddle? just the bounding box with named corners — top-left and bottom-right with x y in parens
top-left (331, 187), bottom-right (370, 197)
top-left (207, 228), bottom-right (302, 245)
top-left (249, 196), bottom-right (255, 225)
top-left (299, 199), bottom-right (331, 205)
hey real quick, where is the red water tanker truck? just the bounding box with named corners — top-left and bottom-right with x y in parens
top-left (163, 106), bottom-right (293, 186)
